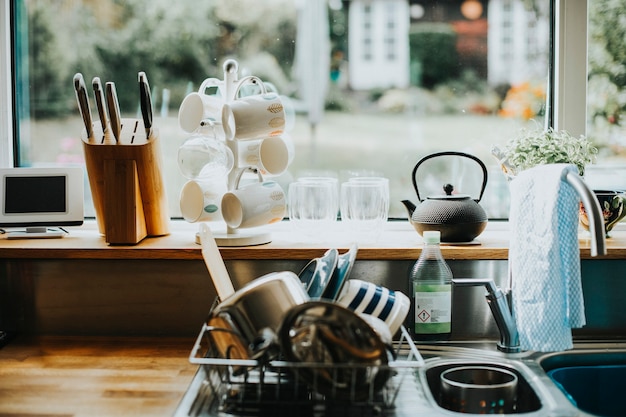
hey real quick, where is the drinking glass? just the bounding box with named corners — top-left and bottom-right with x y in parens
top-left (340, 177), bottom-right (389, 243)
top-left (288, 177), bottom-right (339, 240)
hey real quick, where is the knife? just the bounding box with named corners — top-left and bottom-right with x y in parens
top-left (73, 73), bottom-right (93, 138)
top-left (138, 71), bottom-right (153, 139)
top-left (105, 82), bottom-right (121, 143)
top-left (92, 77), bottom-right (108, 134)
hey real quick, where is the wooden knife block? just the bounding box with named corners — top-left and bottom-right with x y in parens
top-left (82, 118), bottom-right (169, 245)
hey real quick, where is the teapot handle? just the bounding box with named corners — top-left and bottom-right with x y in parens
top-left (411, 151), bottom-right (488, 203)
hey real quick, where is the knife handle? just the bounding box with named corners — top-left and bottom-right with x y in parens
top-left (138, 71), bottom-right (153, 139)
top-left (92, 77), bottom-right (108, 133)
top-left (73, 73), bottom-right (93, 138)
top-left (105, 82), bottom-right (121, 143)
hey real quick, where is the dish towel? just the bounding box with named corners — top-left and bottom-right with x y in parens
top-left (509, 164), bottom-right (585, 352)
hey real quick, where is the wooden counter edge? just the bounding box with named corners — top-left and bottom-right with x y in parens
top-left (1, 221), bottom-right (625, 261)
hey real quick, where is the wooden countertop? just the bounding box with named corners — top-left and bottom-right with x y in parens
top-left (0, 335), bottom-right (196, 417)
top-left (1, 220), bottom-right (626, 260)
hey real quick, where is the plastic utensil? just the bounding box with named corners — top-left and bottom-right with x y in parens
top-left (199, 223), bottom-right (235, 300)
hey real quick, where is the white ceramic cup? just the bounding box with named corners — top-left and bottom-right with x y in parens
top-left (340, 177), bottom-right (389, 243)
top-left (179, 179), bottom-right (228, 223)
top-left (222, 92), bottom-right (286, 140)
top-left (288, 177), bottom-right (338, 239)
top-left (237, 136), bottom-right (291, 177)
top-left (221, 175), bottom-right (286, 229)
top-left (178, 92), bottom-right (226, 136)
top-left (336, 279), bottom-right (410, 335)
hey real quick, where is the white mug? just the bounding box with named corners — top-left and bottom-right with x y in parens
top-left (336, 279), bottom-right (410, 335)
top-left (178, 92), bottom-right (226, 136)
top-left (179, 179), bottom-right (228, 223)
top-left (221, 171), bottom-right (286, 229)
top-left (237, 136), bottom-right (291, 177)
top-left (222, 93), bottom-right (286, 140)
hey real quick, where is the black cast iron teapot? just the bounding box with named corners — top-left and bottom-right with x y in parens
top-left (402, 151), bottom-right (488, 243)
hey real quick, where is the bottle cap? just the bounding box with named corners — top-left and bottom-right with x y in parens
top-left (422, 230), bottom-right (441, 244)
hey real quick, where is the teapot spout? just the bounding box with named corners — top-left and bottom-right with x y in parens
top-left (401, 200), bottom-right (416, 222)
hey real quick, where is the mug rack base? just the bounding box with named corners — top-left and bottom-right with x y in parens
top-left (194, 230), bottom-right (272, 247)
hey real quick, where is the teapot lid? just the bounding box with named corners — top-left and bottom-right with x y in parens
top-left (426, 184), bottom-right (472, 201)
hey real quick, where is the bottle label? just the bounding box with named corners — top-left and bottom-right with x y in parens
top-left (414, 284), bottom-right (451, 334)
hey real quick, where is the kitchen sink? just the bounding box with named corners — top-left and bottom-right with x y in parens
top-left (538, 348), bottom-right (626, 417)
top-left (418, 358), bottom-right (543, 415)
top-left (176, 337), bottom-right (626, 417)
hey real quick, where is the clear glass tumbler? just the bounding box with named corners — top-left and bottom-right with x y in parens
top-left (288, 177), bottom-right (339, 240)
top-left (340, 177), bottom-right (389, 243)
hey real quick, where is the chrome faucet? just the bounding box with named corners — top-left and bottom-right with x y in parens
top-left (453, 171), bottom-right (607, 353)
top-left (563, 171), bottom-right (607, 257)
top-left (453, 277), bottom-right (520, 353)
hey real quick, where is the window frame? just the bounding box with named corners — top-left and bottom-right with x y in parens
top-left (552, 0), bottom-right (587, 136)
top-left (0, 1), bottom-right (14, 168)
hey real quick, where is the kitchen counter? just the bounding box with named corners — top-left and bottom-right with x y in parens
top-left (1, 220), bottom-right (625, 416)
top-left (1, 220), bottom-right (625, 340)
top-left (0, 335), bottom-right (196, 417)
top-left (2, 220), bottom-right (626, 260)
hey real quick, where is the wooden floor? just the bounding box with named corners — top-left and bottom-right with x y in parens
top-left (0, 335), bottom-right (197, 417)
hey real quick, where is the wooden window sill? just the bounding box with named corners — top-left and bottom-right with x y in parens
top-left (1, 220), bottom-right (625, 261)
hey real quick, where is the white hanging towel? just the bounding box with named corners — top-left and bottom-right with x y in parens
top-left (509, 164), bottom-right (585, 352)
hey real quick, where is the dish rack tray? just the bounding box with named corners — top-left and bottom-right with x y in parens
top-left (184, 323), bottom-right (425, 417)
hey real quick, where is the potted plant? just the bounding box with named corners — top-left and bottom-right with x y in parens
top-left (493, 127), bottom-right (626, 236)
top-left (492, 127), bottom-right (598, 180)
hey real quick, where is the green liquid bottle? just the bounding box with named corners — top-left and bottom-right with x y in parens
top-left (409, 230), bottom-right (452, 340)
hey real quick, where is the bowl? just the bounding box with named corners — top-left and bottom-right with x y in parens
top-left (579, 190), bottom-right (626, 237)
top-left (336, 279), bottom-right (410, 335)
top-left (298, 248), bottom-right (338, 299)
top-left (322, 243), bottom-right (358, 300)
top-left (440, 366), bottom-right (518, 413)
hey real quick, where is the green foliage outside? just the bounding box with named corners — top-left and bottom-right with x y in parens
top-left (27, 5), bottom-right (70, 118)
top-left (588, 0), bottom-right (626, 150)
top-left (21, 0), bottom-right (296, 117)
top-left (408, 23), bottom-right (459, 89)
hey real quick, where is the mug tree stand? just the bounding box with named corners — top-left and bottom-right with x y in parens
top-left (181, 60), bottom-right (287, 247)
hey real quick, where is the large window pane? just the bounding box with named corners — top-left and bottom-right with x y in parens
top-left (13, 0), bottom-right (557, 220)
top-left (585, 0), bottom-right (626, 190)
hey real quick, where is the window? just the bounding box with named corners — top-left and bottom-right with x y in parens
top-left (1, 0), bottom-right (625, 222)
top-left (385, 3), bottom-right (397, 60)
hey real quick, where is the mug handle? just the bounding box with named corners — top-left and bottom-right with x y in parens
top-left (233, 75), bottom-right (267, 99)
top-left (232, 167), bottom-right (264, 190)
top-left (198, 77), bottom-right (222, 94)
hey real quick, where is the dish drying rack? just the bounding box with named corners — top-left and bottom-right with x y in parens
top-left (181, 322), bottom-right (425, 417)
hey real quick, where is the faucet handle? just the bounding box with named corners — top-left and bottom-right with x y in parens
top-left (453, 278), bottom-right (522, 353)
top-left (452, 278), bottom-right (500, 296)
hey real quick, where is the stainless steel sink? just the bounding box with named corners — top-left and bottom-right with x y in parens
top-left (536, 346), bottom-right (626, 417)
top-left (414, 342), bottom-right (623, 417)
top-left (421, 360), bottom-right (541, 414)
top-left (175, 340), bottom-right (626, 416)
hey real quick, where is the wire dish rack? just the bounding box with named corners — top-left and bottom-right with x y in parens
top-left (182, 322), bottom-right (425, 417)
